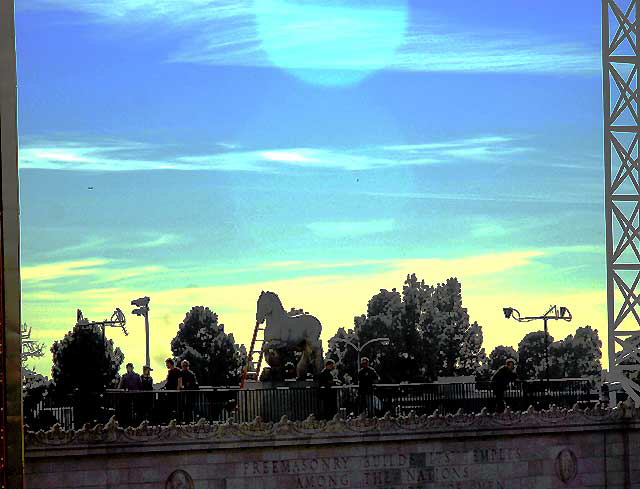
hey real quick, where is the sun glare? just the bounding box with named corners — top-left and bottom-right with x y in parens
top-left (253, 0), bottom-right (409, 86)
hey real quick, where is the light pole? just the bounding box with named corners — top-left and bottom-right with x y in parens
top-left (131, 296), bottom-right (151, 368)
top-left (502, 305), bottom-right (572, 397)
top-left (331, 337), bottom-right (390, 381)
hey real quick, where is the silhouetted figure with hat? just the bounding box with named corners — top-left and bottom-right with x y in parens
top-left (140, 365), bottom-right (154, 423)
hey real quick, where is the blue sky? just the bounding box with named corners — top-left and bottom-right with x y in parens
top-left (15, 0), bottom-right (609, 376)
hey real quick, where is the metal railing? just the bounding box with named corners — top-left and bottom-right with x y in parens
top-left (24, 379), bottom-right (595, 430)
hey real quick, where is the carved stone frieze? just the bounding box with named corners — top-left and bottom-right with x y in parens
top-left (24, 402), bottom-right (638, 448)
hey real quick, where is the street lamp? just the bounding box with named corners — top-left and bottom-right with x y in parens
top-left (331, 336), bottom-right (390, 381)
top-left (131, 296), bottom-right (151, 368)
top-left (502, 305), bottom-right (572, 389)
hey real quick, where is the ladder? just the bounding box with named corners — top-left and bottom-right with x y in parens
top-left (240, 321), bottom-right (265, 388)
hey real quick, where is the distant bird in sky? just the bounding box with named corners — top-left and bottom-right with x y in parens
top-left (88, 187), bottom-right (94, 190)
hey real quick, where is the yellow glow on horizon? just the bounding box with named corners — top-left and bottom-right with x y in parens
top-left (23, 250), bottom-right (608, 378)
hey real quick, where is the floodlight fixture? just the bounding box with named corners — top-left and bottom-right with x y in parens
top-left (130, 296), bottom-right (151, 369)
top-left (502, 304), bottom-right (573, 400)
top-left (559, 306), bottom-right (572, 321)
top-left (131, 296), bottom-right (150, 308)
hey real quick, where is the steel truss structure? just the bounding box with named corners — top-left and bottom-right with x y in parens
top-left (603, 0), bottom-right (640, 402)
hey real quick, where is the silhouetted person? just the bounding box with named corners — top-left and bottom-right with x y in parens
top-left (316, 359), bottom-right (339, 419)
top-left (140, 365), bottom-right (154, 423)
top-left (179, 360), bottom-right (199, 390)
top-left (164, 358), bottom-right (181, 390)
top-left (357, 357), bottom-right (379, 416)
top-left (492, 358), bottom-right (518, 413)
top-left (141, 365), bottom-right (154, 390)
top-left (118, 363), bottom-right (142, 426)
top-left (600, 381), bottom-right (610, 407)
top-left (163, 358), bottom-right (182, 422)
top-left (119, 363), bottom-right (142, 390)
top-left (178, 359), bottom-right (199, 423)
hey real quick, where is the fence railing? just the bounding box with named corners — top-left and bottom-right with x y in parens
top-left (24, 379), bottom-right (596, 430)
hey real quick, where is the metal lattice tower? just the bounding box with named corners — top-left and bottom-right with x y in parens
top-left (603, 0), bottom-right (640, 402)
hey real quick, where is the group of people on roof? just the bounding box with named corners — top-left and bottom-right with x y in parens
top-left (118, 358), bottom-right (199, 391)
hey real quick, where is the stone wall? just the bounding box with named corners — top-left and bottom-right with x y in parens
top-left (25, 404), bottom-right (640, 489)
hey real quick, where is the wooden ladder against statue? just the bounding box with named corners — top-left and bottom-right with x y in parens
top-left (240, 321), bottom-right (265, 388)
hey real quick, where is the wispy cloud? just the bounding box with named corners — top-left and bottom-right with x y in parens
top-left (18, 0), bottom-right (251, 23)
top-left (307, 219), bottom-right (394, 238)
top-left (361, 189), bottom-right (600, 205)
top-left (43, 237), bottom-right (110, 258)
top-left (259, 260), bottom-right (384, 271)
top-left (22, 258), bottom-right (166, 286)
top-left (125, 233), bottom-right (180, 249)
top-left (19, 142), bottom-right (170, 172)
top-left (25, 287), bottom-right (124, 301)
top-left (28, 232), bottom-right (183, 262)
top-left (260, 260), bottom-right (306, 269)
top-left (167, 3), bottom-right (599, 76)
top-left (469, 221), bottom-right (511, 239)
top-left (467, 215), bottom-right (572, 240)
top-left (261, 151), bottom-right (320, 164)
top-left (22, 259), bottom-right (109, 283)
top-left (21, 1), bottom-right (598, 75)
top-left (391, 31), bottom-right (598, 75)
top-left (19, 135), bottom-right (530, 172)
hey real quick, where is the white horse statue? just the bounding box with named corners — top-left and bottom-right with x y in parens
top-left (256, 291), bottom-right (323, 379)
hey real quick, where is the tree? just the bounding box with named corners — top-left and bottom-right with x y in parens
top-left (326, 327), bottom-right (359, 384)
top-left (21, 323), bottom-right (45, 369)
top-left (171, 306), bottom-right (247, 386)
top-left (50, 324), bottom-right (124, 397)
top-left (420, 277), bottom-right (486, 378)
top-left (549, 326), bottom-right (602, 379)
top-left (22, 369), bottom-right (53, 430)
top-left (517, 327), bottom-right (603, 381)
top-left (331, 274), bottom-right (486, 383)
top-left (488, 346), bottom-right (519, 372)
top-left (355, 287), bottom-right (416, 383)
top-left (21, 321), bottom-right (48, 419)
top-left (517, 331), bottom-right (553, 380)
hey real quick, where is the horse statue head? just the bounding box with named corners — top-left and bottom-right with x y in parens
top-left (256, 290), bottom-right (278, 324)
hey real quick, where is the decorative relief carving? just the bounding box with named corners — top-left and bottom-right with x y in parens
top-left (24, 402), bottom-right (637, 448)
top-left (555, 448), bottom-right (578, 483)
top-left (166, 469), bottom-right (194, 489)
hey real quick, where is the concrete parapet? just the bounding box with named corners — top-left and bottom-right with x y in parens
top-left (25, 403), bottom-right (640, 488)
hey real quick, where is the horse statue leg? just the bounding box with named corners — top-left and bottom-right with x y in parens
top-left (306, 337), bottom-right (323, 375)
top-left (313, 341), bottom-right (323, 374)
top-left (295, 339), bottom-right (324, 380)
top-left (296, 342), bottom-right (311, 380)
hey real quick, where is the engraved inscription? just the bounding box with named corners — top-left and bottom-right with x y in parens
top-left (472, 449), bottom-right (520, 464)
top-left (243, 456), bottom-right (351, 476)
top-left (237, 448), bottom-right (526, 489)
top-left (297, 473), bottom-right (351, 488)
